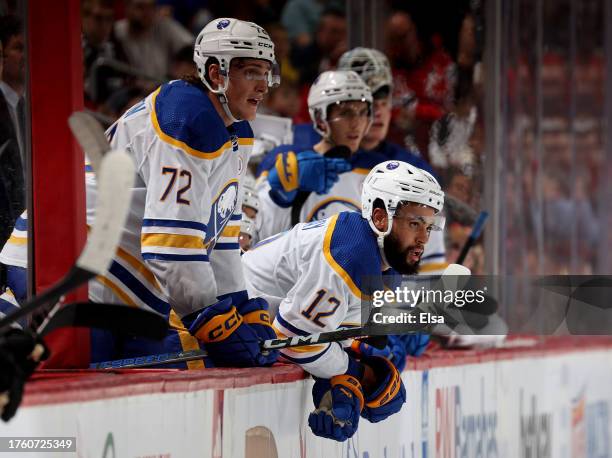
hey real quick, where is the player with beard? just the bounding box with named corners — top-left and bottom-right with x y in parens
top-left (241, 160), bottom-right (443, 441)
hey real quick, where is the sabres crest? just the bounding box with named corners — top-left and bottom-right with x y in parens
top-left (205, 181), bottom-right (239, 249)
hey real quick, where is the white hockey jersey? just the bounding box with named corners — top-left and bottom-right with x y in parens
top-left (0, 212), bottom-right (27, 326)
top-left (242, 211), bottom-right (384, 378)
top-left (256, 148), bottom-right (447, 274)
top-left (94, 80), bottom-right (252, 320)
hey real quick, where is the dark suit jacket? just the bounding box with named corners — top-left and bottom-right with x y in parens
top-left (0, 90), bottom-right (25, 247)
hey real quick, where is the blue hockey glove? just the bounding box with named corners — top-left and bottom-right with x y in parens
top-left (309, 373), bottom-right (364, 441)
top-left (235, 297), bottom-right (278, 365)
top-left (351, 335), bottom-right (411, 372)
top-left (399, 333), bottom-right (430, 357)
top-left (360, 355), bottom-right (406, 423)
top-left (268, 151), bottom-right (351, 205)
top-left (187, 298), bottom-right (276, 367)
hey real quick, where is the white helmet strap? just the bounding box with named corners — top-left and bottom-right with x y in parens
top-left (205, 60), bottom-right (242, 124)
top-left (218, 92), bottom-right (241, 124)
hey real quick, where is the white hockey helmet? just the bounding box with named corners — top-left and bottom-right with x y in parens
top-left (338, 47), bottom-right (393, 95)
top-left (307, 70), bottom-right (373, 137)
top-left (194, 18), bottom-right (280, 122)
top-left (362, 160), bottom-right (445, 239)
top-left (240, 215), bottom-right (257, 239)
top-left (241, 175), bottom-right (260, 212)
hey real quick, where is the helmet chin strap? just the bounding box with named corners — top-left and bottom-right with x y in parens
top-left (218, 92), bottom-right (241, 124)
top-left (367, 218), bottom-right (394, 269)
top-left (321, 121), bottom-right (337, 147)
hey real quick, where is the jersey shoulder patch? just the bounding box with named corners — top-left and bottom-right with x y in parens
top-left (151, 81), bottom-right (229, 158)
top-left (323, 212), bottom-right (382, 298)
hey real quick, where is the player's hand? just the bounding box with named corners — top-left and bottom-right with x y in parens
top-left (359, 355), bottom-right (406, 423)
top-left (187, 297), bottom-right (277, 367)
top-left (398, 333), bottom-right (430, 357)
top-left (296, 151), bottom-right (351, 194)
top-left (268, 151), bottom-right (351, 201)
top-left (351, 334), bottom-right (428, 372)
top-left (0, 328), bottom-right (49, 422)
top-left (309, 374), bottom-right (364, 441)
top-left (234, 297), bottom-right (278, 365)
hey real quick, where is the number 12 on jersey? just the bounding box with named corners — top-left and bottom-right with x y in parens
top-left (301, 289), bottom-right (341, 327)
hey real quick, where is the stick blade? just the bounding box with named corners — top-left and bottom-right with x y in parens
top-left (68, 111), bottom-right (110, 174)
top-left (441, 263), bottom-right (472, 294)
top-left (76, 149), bottom-right (134, 275)
top-left (41, 302), bottom-right (168, 340)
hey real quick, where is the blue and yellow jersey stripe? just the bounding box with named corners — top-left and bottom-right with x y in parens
top-left (322, 212), bottom-right (382, 300)
top-left (150, 83), bottom-right (254, 160)
top-left (141, 218), bottom-right (209, 262)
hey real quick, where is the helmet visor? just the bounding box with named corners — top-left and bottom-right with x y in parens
top-left (228, 60), bottom-right (281, 87)
top-left (393, 213), bottom-right (446, 233)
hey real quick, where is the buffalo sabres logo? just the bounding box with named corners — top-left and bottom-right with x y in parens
top-left (386, 161), bottom-right (399, 170)
top-left (205, 181), bottom-right (239, 250)
top-left (217, 19), bottom-right (230, 30)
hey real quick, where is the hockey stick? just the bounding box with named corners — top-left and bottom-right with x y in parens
top-left (36, 302), bottom-right (167, 340)
top-left (68, 111), bottom-right (111, 174)
top-left (0, 149), bottom-right (134, 332)
top-left (91, 264), bottom-right (473, 369)
top-left (455, 210), bottom-right (488, 265)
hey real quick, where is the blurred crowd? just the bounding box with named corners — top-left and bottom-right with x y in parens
top-left (0, 0), bottom-right (606, 276)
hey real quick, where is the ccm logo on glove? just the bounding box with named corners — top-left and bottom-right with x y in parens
top-left (195, 306), bottom-right (243, 342)
top-left (242, 310), bottom-right (272, 326)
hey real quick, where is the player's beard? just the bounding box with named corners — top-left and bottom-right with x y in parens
top-left (383, 232), bottom-right (421, 275)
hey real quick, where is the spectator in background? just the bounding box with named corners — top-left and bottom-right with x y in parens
top-left (168, 44), bottom-right (197, 80)
top-left (291, 6), bottom-right (348, 123)
top-left (444, 166), bottom-right (473, 204)
top-left (259, 83), bottom-right (301, 119)
top-left (0, 15), bottom-right (24, 161)
top-left (0, 15), bottom-right (25, 247)
top-left (98, 86), bottom-right (147, 122)
top-left (292, 5), bottom-right (347, 85)
top-left (82, 0), bottom-right (129, 106)
top-left (385, 9), bottom-right (456, 156)
top-left (265, 22), bottom-right (299, 85)
top-left (114, 0), bottom-right (193, 83)
top-left (281, 0), bottom-right (324, 48)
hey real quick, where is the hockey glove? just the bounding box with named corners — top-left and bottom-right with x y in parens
top-left (360, 355), bottom-right (406, 423)
top-left (0, 328), bottom-right (49, 422)
top-left (187, 298), bottom-right (275, 367)
top-left (399, 333), bottom-right (430, 357)
top-left (351, 334), bottom-right (425, 372)
top-left (268, 151), bottom-right (351, 205)
top-left (309, 373), bottom-right (365, 441)
top-left (235, 297), bottom-right (278, 365)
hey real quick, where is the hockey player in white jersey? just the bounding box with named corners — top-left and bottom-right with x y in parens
top-left (84, 17), bottom-right (284, 368)
top-left (256, 62), bottom-right (447, 275)
top-left (242, 160), bottom-right (444, 441)
top-left (256, 70), bottom-right (369, 236)
top-left (0, 29), bottom-right (279, 365)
